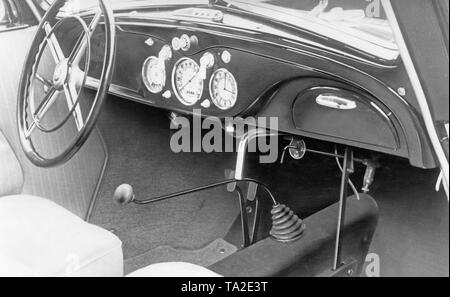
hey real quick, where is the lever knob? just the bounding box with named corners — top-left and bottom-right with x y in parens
top-left (113, 184), bottom-right (135, 206)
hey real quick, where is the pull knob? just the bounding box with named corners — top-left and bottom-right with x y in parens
top-left (113, 184), bottom-right (135, 206)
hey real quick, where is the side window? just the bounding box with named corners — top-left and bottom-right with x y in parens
top-left (35, 0), bottom-right (53, 11)
top-left (0, 0), bottom-right (17, 29)
top-left (0, 0), bottom-right (10, 25)
top-left (0, 0), bottom-right (38, 32)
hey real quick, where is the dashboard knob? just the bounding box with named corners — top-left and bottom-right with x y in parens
top-left (172, 37), bottom-right (181, 51)
top-left (162, 90), bottom-right (172, 99)
top-left (221, 50), bottom-right (232, 64)
top-left (200, 52), bottom-right (215, 68)
top-left (180, 34), bottom-right (191, 51)
top-left (201, 99), bottom-right (211, 108)
top-left (199, 52), bottom-right (215, 80)
top-left (158, 45), bottom-right (173, 61)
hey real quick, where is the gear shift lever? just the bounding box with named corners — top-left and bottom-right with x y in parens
top-left (113, 184), bottom-right (135, 206)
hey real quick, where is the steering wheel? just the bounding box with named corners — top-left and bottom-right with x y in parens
top-left (17, 0), bottom-right (116, 168)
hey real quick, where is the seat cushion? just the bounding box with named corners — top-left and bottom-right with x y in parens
top-left (0, 195), bottom-right (123, 277)
top-left (128, 262), bottom-right (221, 277)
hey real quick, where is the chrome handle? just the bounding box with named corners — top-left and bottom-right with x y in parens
top-left (316, 94), bottom-right (357, 110)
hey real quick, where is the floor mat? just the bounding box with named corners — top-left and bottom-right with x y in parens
top-left (90, 98), bottom-right (241, 260)
top-left (124, 238), bottom-right (237, 274)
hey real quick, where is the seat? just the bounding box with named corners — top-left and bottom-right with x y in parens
top-left (0, 195), bottom-right (219, 277)
top-left (0, 195), bottom-right (123, 277)
top-left (128, 262), bottom-right (221, 277)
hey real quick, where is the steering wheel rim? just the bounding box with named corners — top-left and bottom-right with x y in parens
top-left (17, 0), bottom-right (116, 168)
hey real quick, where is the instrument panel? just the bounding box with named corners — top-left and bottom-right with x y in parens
top-left (141, 35), bottom-right (239, 111)
top-left (80, 10), bottom-right (437, 169)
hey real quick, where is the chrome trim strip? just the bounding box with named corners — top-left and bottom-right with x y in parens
top-left (316, 94), bottom-right (357, 110)
top-left (0, 24), bottom-right (30, 33)
top-left (86, 77), bottom-right (147, 103)
top-left (382, 0), bottom-right (449, 198)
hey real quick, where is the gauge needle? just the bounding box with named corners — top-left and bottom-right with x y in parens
top-left (224, 73), bottom-right (228, 91)
top-left (180, 71), bottom-right (199, 91)
top-left (223, 72), bottom-right (234, 93)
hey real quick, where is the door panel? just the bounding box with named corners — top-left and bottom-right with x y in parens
top-left (390, 0), bottom-right (449, 121)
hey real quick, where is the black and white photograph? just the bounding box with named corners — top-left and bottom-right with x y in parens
top-left (0, 0), bottom-right (448, 281)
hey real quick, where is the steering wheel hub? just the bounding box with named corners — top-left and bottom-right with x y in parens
top-left (52, 59), bottom-right (69, 89)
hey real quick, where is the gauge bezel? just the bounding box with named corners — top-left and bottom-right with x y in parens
top-left (142, 56), bottom-right (166, 94)
top-left (172, 57), bottom-right (203, 106)
top-left (209, 68), bottom-right (238, 110)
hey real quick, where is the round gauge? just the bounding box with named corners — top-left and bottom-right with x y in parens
top-left (172, 58), bottom-right (203, 106)
top-left (209, 69), bottom-right (238, 110)
top-left (142, 56), bottom-right (166, 94)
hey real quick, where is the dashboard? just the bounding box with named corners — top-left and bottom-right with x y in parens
top-left (62, 6), bottom-right (437, 169)
top-left (84, 22), bottom-right (318, 118)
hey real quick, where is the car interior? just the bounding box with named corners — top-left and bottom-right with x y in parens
top-left (0, 0), bottom-right (448, 277)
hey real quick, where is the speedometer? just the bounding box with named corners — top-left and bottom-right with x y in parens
top-left (172, 58), bottom-right (203, 106)
top-left (209, 69), bottom-right (238, 110)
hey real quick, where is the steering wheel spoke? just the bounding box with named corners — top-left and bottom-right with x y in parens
top-left (68, 9), bottom-right (102, 67)
top-left (33, 86), bottom-right (59, 121)
top-left (25, 87), bottom-right (59, 139)
top-left (44, 22), bottom-right (66, 64)
top-left (35, 73), bottom-right (52, 92)
top-left (24, 122), bottom-right (37, 139)
top-left (63, 83), bottom-right (85, 132)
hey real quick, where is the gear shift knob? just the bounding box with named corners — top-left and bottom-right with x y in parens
top-left (113, 184), bottom-right (135, 206)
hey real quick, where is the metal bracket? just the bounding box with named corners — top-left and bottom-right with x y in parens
top-left (333, 147), bottom-right (354, 270)
top-left (323, 258), bottom-right (358, 277)
top-left (235, 186), bottom-right (261, 248)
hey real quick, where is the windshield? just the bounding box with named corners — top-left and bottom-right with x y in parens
top-left (222, 1), bottom-right (398, 60)
top-left (35, 0), bottom-right (398, 61)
